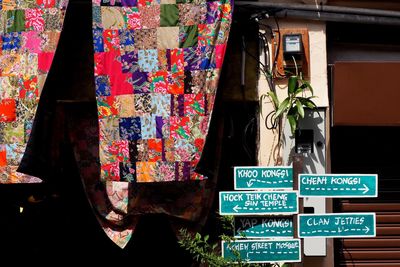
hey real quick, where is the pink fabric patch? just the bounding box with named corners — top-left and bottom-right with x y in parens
top-left (23, 31), bottom-right (42, 53)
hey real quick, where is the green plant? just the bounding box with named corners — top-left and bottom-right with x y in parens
top-left (263, 75), bottom-right (317, 135)
top-left (178, 215), bottom-right (284, 267)
top-left (178, 228), bottom-right (227, 266)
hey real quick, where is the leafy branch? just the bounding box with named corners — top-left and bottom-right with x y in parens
top-left (178, 215), bottom-right (283, 267)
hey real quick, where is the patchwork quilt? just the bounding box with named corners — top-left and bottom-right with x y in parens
top-left (91, 0), bottom-right (233, 247)
top-left (93, 0), bottom-right (232, 183)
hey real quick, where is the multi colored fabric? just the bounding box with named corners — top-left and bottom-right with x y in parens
top-left (93, 0), bottom-right (231, 183)
top-left (0, 1), bottom-right (68, 183)
top-left (0, 0), bottom-right (232, 249)
top-left (68, 100), bottom-right (221, 249)
top-left (91, 0), bottom-right (232, 247)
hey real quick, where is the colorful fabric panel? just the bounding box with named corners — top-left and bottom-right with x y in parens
top-left (93, 0), bottom-right (232, 183)
top-left (0, 1), bottom-right (68, 183)
top-left (91, 0), bottom-right (232, 247)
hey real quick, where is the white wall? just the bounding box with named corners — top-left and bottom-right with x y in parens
top-left (258, 19), bottom-right (329, 165)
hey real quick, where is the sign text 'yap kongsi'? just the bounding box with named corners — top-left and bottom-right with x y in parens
top-left (299, 174), bottom-right (378, 197)
top-left (222, 239), bottom-right (301, 263)
top-left (298, 213), bottom-right (376, 238)
top-left (234, 166), bottom-right (293, 190)
top-left (234, 216), bottom-right (293, 238)
top-left (219, 191), bottom-right (298, 215)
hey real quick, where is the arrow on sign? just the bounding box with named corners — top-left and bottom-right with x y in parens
top-left (233, 205), bottom-right (240, 213)
top-left (247, 179), bottom-right (255, 187)
top-left (360, 184), bottom-right (369, 194)
top-left (303, 184), bottom-right (370, 193)
top-left (301, 226), bottom-right (371, 235)
top-left (232, 205), bottom-right (295, 213)
top-left (338, 225), bottom-right (370, 234)
top-left (245, 178), bottom-right (292, 188)
top-left (237, 228), bottom-right (292, 235)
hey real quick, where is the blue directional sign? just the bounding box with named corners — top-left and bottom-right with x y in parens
top-left (299, 174), bottom-right (378, 197)
top-left (298, 213), bottom-right (376, 238)
top-left (234, 166), bottom-right (293, 190)
top-left (222, 239), bottom-right (301, 263)
top-left (219, 191), bottom-right (298, 215)
top-left (234, 217), bottom-right (293, 238)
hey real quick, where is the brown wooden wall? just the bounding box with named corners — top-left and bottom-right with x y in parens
top-left (333, 62), bottom-right (400, 126)
top-left (332, 126), bottom-right (400, 267)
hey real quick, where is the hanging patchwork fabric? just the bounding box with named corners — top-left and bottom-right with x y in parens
top-left (92, 0), bottom-right (233, 247)
top-left (0, 0), bottom-right (68, 183)
top-left (0, 0), bottom-right (233, 249)
top-left (93, 0), bottom-right (231, 182)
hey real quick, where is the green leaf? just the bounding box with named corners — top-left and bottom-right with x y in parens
top-left (287, 114), bottom-right (297, 135)
top-left (275, 97), bottom-right (290, 118)
top-left (288, 76), bottom-right (298, 94)
top-left (298, 97), bottom-right (317, 109)
top-left (259, 94), bottom-right (267, 118)
top-left (307, 97), bottom-right (318, 107)
top-left (296, 99), bottom-right (305, 118)
top-left (300, 79), bottom-right (314, 95)
top-left (267, 91), bottom-right (279, 109)
top-left (294, 86), bottom-right (304, 96)
top-left (307, 98), bottom-right (318, 109)
top-left (304, 100), bottom-right (317, 109)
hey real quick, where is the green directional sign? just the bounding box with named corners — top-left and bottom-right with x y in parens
top-left (222, 239), bottom-right (301, 263)
top-left (234, 216), bottom-right (293, 238)
top-left (219, 191), bottom-right (298, 215)
top-left (299, 174), bottom-right (378, 197)
top-left (234, 166), bottom-right (293, 190)
top-left (298, 213), bottom-right (376, 238)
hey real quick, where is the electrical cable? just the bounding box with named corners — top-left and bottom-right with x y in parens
top-left (258, 30), bottom-right (276, 96)
top-left (272, 16), bottom-right (287, 78)
top-left (236, 10), bottom-right (287, 162)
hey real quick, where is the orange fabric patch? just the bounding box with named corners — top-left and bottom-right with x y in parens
top-left (136, 162), bottom-right (156, 182)
top-left (0, 99), bottom-right (16, 122)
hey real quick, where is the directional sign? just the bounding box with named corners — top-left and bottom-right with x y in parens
top-left (299, 174), bottom-right (378, 197)
top-left (222, 239), bottom-right (301, 263)
top-left (219, 191), bottom-right (298, 215)
top-left (298, 213), bottom-right (376, 238)
top-left (234, 166), bottom-right (293, 190)
top-left (234, 217), bottom-right (293, 238)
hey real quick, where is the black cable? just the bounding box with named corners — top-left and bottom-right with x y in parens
top-left (264, 110), bottom-right (278, 130)
top-left (258, 30), bottom-right (276, 95)
top-left (272, 16), bottom-right (286, 78)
